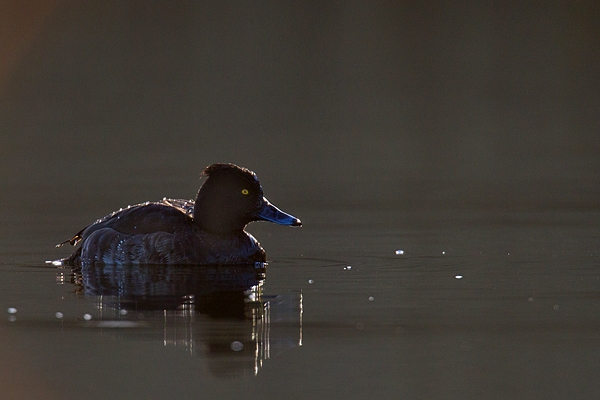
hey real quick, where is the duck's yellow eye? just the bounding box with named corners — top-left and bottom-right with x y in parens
top-left (241, 189), bottom-right (249, 195)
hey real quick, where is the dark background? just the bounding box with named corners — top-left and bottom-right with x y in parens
top-left (1, 1), bottom-right (599, 197)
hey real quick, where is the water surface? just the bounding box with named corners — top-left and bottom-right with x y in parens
top-left (1, 179), bottom-right (599, 400)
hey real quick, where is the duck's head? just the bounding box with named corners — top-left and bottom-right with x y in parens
top-left (194, 163), bottom-right (302, 235)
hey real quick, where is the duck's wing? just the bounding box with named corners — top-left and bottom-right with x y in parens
top-left (57, 202), bottom-right (193, 247)
top-left (159, 198), bottom-right (194, 217)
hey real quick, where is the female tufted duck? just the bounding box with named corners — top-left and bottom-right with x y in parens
top-left (57, 163), bottom-right (301, 265)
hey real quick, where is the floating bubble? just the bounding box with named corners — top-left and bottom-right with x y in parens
top-left (395, 250), bottom-right (404, 255)
top-left (83, 313), bottom-right (93, 321)
top-left (368, 296), bottom-right (375, 301)
top-left (120, 309), bottom-right (128, 316)
top-left (553, 304), bottom-right (559, 311)
top-left (441, 251), bottom-right (446, 255)
top-left (230, 341), bottom-right (244, 351)
top-left (7, 307), bottom-right (17, 314)
top-left (343, 266), bottom-right (352, 270)
top-left (55, 312), bottom-right (64, 319)
top-left (308, 279), bottom-right (314, 284)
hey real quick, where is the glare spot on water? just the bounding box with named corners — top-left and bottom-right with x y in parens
top-left (50, 260), bottom-right (63, 266)
top-left (55, 312), bottom-right (64, 319)
top-left (83, 313), bottom-right (93, 321)
top-left (441, 251), bottom-right (446, 255)
top-left (455, 275), bottom-right (463, 279)
top-left (7, 307), bottom-right (17, 314)
top-left (368, 296), bottom-right (374, 301)
top-left (230, 341), bottom-right (244, 351)
top-left (308, 279), bottom-right (314, 284)
top-left (395, 249), bottom-right (404, 255)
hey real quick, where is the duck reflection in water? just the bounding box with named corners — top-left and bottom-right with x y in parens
top-left (66, 262), bottom-right (302, 378)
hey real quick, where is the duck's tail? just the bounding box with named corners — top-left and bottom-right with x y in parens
top-left (55, 234), bottom-right (82, 248)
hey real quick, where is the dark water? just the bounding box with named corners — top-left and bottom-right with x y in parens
top-left (1, 178), bottom-right (599, 400)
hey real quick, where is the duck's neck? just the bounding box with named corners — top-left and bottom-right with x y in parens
top-left (193, 192), bottom-right (247, 236)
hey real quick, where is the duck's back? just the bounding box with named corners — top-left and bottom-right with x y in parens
top-left (70, 201), bottom-right (191, 243)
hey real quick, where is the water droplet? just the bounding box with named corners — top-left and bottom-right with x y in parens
top-left (368, 296), bottom-right (375, 301)
top-left (308, 279), bottom-right (314, 284)
top-left (395, 249), bottom-right (404, 255)
top-left (7, 307), bottom-right (17, 314)
top-left (230, 341), bottom-right (244, 351)
top-left (455, 275), bottom-right (463, 279)
top-left (55, 312), bottom-right (64, 319)
top-left (83, 313), bottom-right (93, 321)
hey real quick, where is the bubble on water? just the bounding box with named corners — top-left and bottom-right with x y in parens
top-left (230, 341), bottom-right (244, 351)
top-left (368, 296), bottom-right (375, 302)
top-left (308, 279), bottom-right (314, 284)
top-left (441, 251), bottom-right (446, 255)
top-left (7, 307), bottom-right (17, 314)
top-left (8, 315), bottom-right (16, 322)
top-left (120, 309), bottom-right (128, 316)
top-left (343, 266), bottom-right (352, 270)
top-left (83, 313), bottom-right (93, 321)
top-left (55, 312), bottom-right (64, 319)
top-left (455, 275), bottom-right (463, 279)
top-left (395, 250), bottom-right (404, 255)
top-left (553, 304), bottom-right (559, 311)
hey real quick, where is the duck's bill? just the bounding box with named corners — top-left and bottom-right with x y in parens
top-left (257, 197), bottom-right (302, 227)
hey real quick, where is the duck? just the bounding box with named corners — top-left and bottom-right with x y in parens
top-left (57, 163), bottom-right (301, 265)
